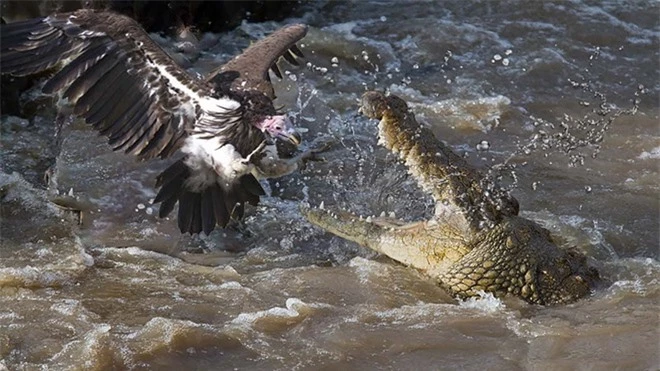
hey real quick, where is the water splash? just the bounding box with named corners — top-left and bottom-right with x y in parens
top-left (459, 291), bottom-right (505, 312)
top-left (520, 79), bottom-right (643, 168)
top-left (478, 71), bottom-right (646, 205)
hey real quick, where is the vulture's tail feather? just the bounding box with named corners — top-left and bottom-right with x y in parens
top-left (154, 159), bottom-right (266, 235)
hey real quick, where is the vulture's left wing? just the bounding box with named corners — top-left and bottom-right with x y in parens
top-left (205, 24), bottom-right (307, 100)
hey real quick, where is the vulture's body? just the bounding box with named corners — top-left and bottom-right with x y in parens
top-left (1, 9), bottom-right (310, 234)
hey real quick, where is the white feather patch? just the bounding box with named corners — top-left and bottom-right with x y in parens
top-left (181, 135), bottom-right (250, 192)
top-left (150, 60), bottom-right (239, 115)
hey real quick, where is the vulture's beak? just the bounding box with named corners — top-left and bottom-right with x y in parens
top-left (260, 115), bottom-right (301, 146)
top-left (281, 126), bottom-right (302, 146)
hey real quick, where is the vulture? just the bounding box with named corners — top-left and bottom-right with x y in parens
top-left (1, 9), bottom-right (310, 235)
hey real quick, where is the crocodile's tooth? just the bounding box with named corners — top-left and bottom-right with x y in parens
top-left (319, 201), bottom-right (325, 210)
top-left (380, 211), bottom-right (386, 217)
top-left (68, 188), bottom-right (74, 196)
top-left (366, 216), bottom-right (373, 222)
top-left (359, 215), bottom-right (363, 221)
top-left (389, 211), bottom-right (396, 218)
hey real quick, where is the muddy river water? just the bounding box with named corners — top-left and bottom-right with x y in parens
top-left (1, 1), bottom-right (658, 370)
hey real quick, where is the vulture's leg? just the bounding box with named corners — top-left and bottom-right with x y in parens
top-left (255, 135), bottom-right (335, 178)
top-left (229, 141), bottom-right (267, 175)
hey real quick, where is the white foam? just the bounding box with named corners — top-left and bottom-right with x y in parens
top-left (219, 281), bottom-right (244, 289)
top-left (230, 298), bottom-right (308, 327)
top-left (458, 291), bottom-right (505, 312)
top-left (637, 146), bottom-right (660, 160)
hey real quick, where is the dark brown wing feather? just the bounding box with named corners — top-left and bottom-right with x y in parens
top-left (0, 9), bottom-right (216, 160)
top-left (205, 24), bottom-right (308, 100)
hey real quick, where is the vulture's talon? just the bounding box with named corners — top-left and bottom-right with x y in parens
top-left (304, 152), bottom-right (326, 163)
top-left (309, 135), bottom-right (336, 153)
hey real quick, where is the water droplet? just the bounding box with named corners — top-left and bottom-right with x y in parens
top-left (476, 140), bottom-right (490, 151)
top-left (493, 54), bottom-right (502, 61)
top-left (380, 15), bottom-right (387, 22)
top-left (505, 49), bottom-right (513, 55)
top-left (412, 63), bottom-right (419, 69)
top-left (584, 185), bottom-right (592, 193)
top-left (331, 57), bottom-right (339, 64)
top-left (502, 58), bottom-right (509, 66)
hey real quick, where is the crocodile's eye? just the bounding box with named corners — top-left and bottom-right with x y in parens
top-left (556, 258), bottom-right (572, 277)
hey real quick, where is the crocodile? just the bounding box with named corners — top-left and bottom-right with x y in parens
top-left (302, 91), bottom-right (600, 305)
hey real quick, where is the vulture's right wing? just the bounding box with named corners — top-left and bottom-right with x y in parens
top-left (1, 9), bottom-right (237, 160)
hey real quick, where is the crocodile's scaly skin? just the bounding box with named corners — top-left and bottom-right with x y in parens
top-left (303, 91), bottom-right (599, 305)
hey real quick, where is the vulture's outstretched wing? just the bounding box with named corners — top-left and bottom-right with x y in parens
top-left (205, 24), bottom-right (307, 99)
top-left (1, 9), bottom-right (232, 160)
top-left (1, 11), bottom-right (309, 235)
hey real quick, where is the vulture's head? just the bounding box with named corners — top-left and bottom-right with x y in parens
top-left (242, 91), bottom-right (301, 146)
